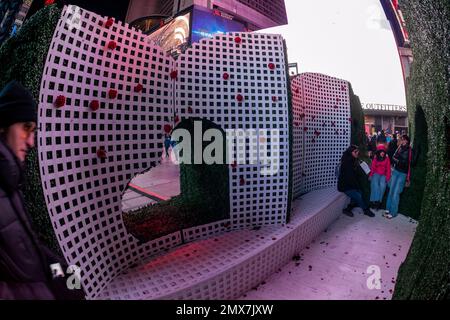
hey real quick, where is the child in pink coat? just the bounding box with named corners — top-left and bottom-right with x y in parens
top-left (369, 144), bottom-right (391, 213)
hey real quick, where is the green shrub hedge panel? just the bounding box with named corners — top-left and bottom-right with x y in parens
top-left (393, 0), bottom-right (450, 300)
top-left (124, 118), bottom-right (230, 242)
top-left (348, 83), bottom-right (372, 202)
top-left (0, 5), bottom-right (62, 256)
top-left (284, 40), bottom-right (294, 224)
top-left (397, 106), bottom-right (428, 219)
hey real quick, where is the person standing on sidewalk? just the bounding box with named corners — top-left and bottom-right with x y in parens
top-left (385, 135), bottom-right (412, 219)
top-left (337, 145), bottom-right (375, 218)
top-left (368, 144), bottom-right (391, 214)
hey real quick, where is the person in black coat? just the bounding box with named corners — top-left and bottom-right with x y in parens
top-left (337, 145), bottom-right (374, 217)
top-left (385, 135), bottom-right (412, 219)
top-left (387, 133), bottom-right (398, 162)
top-left (0, 81), bottom-right (83, 300)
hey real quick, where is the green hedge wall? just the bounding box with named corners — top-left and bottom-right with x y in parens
top-left (124, 118), bottom-right (230, 242)
top-left (284, 40), bottom-right (294, 223)
top-left (348, 83), bottom-right (372, 202)
top-left (397, 106), bottom-right (428, 219)
top-left (0, 5), bottom-right (62, 256)
top-left (393, 0), bottom-right (450, 300)
top-left (349, 83), bottom-right (368, 155)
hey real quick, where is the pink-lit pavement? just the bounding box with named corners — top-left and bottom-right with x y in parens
top-left (239, 209), bottom-right (417, 300)
top-left (121, 154), bottom-right (180, 212)
top-left (120, 152), bottom-right (417, 300)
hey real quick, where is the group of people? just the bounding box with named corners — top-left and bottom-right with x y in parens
top-left (367, 130), bottom-right (403, 163)
top-left (338, 133), bottom-right (413, 219)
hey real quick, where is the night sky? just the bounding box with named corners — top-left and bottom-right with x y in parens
top-left (28, 0), bottom-right (131, 21)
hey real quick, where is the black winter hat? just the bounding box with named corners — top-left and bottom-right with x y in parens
top-left (0, 80), bottom-right (37, 128)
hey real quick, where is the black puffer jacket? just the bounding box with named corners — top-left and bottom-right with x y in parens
top-left (0, 139), bottom-right (67, 299)
top-left (337, 153), bottom-right (361, 192)
top-left (392, 145), bottom-right (410, 174)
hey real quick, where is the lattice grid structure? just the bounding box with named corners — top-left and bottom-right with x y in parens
top-left (37, 6), bottom-right (289, 299)
top-left (291, 73), bottom-right (351, 198)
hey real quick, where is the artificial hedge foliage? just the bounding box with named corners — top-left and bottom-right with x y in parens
top-left (393, 0), bottom-right (450, 300)
top-left (348, 83), bottom-right (372, 203)
top-left (284, 40), bottom-right (294, 223)
top-left (0, 5), bottom-right (63, 256)
top-left (349, 83), bottom-right (368, 156)
top-left (397, 106), bottom-right (428, 220)
top-left (124, 118), bottom-right (230, 242)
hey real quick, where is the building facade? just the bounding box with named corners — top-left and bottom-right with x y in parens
top-left (362, 103), bottom-right (408, 135)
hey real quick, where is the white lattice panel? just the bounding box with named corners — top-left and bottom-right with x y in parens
top-left (37, 7), bottom-right (290, 299)
top-left (292, 73), bottom-right (351, 198)
top-left (176, 33), bottom-right (290, 228)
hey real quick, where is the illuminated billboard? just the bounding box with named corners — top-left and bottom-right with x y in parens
top-left (147, 11), bottom-right (191, 56)
top-left (191, 7), bottom-right (247, 43)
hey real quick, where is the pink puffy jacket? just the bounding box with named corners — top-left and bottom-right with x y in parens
top-left (370, 145), bottom-right (391, 182)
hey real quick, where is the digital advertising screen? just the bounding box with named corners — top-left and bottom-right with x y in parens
top-left (147, 11), bottom-right (192, 56)
top-left (191, 7), bottom-right (247, 44)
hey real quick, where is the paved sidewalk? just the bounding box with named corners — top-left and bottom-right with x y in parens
top-left (122, 155), bottom-right (180, 212)
top-left (239, 209), bottom-right (417, 300)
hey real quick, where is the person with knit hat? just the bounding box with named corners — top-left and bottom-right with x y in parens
top-left (0, 81), bottom-right (83, 299)
top-left (368, 144), bottom-right (391, 214)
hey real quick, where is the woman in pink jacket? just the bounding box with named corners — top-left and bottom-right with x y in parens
top-left (369, 144), bottom-right (391, 214)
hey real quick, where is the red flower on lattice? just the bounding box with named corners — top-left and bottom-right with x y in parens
top-left (223, 72), bottom-right (230, 80)
top-left (89, 100), bottom-right (100, 111)
top-left (234, 36), bottom-right (242, 44)
top-left (54, 95), bottom-right (66, 108)
top-left (170, 70), bottom-right (178, 80)
top-left (97, 147), bottom-right (107, 159)
top-left (187, 106), bottom-right (193, 114)
top-left (107, 41), bottom-right (117, 50)
top-left (272, 96), bottom-right (278, 102)
top-left (236, 94), bottom-right (244, 102)
top-left (268, 63), bottom-right (276, 70)
top-left (164, 124), bottom-right (173, 134)
top-left (105, 18), bottom-right (114, 28)
top-left (108, 89), bottom-right (118, 99)
top-left (134, 84), bottom-right (143, 93)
